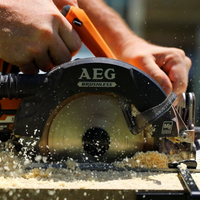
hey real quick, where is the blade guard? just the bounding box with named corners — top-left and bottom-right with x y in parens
top-left (0, 58), bottom-right (178, 139)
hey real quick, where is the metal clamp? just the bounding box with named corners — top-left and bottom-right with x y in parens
top-left (176, 92), bottom-right (195, 130)
top-left (175, 93), bottom-right (196, 143)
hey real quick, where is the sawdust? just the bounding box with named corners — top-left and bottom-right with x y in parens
top-left (0, 150), bottom-right (184, 190)
top-left (178, 163), bottom-right (187, 170)
top-left (0, 151), bottom-right (25, 178)
top-left (0, 149), bottom-right (197, 191)
top-left (114, 151), bottom-right (192, 169)
top-left (0, 139), bottom-right (198, 191)
top-left (114, 151), bottom-right (168, 169)
top-left (167, 151), bottom-right (191, 162)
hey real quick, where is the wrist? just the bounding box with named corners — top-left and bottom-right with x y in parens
top-left (114, 34), bottom-right (148, 60)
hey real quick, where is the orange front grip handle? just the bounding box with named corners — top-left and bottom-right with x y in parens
top-left (62, 5), bottom-right (116, 59)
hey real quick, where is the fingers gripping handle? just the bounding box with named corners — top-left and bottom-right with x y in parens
top-left (0, 5), bottom-right (116, 74)
top-left (62, 5), bottom-right (116, 59)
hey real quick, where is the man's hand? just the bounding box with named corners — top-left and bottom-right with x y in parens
top-left (0, 0), bottom-right (81, 74)
top-left (119, 38), bottom-right (191, 97)
top-left (77, 0), bottom-right (191, 99)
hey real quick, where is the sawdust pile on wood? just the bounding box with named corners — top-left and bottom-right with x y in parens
top-left (0, 151), bottom-right (184, 190)
top-left (114, 151), bottom-right (168, 168)
top-left (0, 149), bottom-right (196, 190)
top-left (114, 151), bottom-right (192, 169)
top-left (167, 151), bottom-right (191, 163)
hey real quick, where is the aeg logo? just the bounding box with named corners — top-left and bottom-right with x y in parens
top-left (161, 121), bottom-right (173, 134)
top-left (79, 68), bottom-right (115, 80)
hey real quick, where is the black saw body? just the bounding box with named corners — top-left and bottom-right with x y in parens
top-left (0, 58), bottom-right (194, 162)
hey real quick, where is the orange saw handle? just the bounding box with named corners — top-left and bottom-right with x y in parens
top-left (62, 5), bottom-right (116, 59)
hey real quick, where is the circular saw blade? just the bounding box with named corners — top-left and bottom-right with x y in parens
top-left (40, 93), bottom-right (146, 162)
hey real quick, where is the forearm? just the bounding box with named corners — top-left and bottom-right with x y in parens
top-left (77, 0), bottom-right (144, 59)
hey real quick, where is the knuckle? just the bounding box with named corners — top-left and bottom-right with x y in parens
top-left (185, 56), bottom-right (192, 69)
top-left (176, 82), bottom-right (187, 93)
top-left (27, 43), bottom-right (41, 55)
top-left (40, 28), bottom-right (54, 42)
top-left (14, 54), bottom-right (30, 67)
top-left (171, 48), bottom-right (186, 60)
top-left (129, 54), bottom-right (147, 65)
top-left (133, 54), bottom-right (146, 60)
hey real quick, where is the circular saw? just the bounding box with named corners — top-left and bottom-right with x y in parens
top-left (0, 5), bottom-right (197, 166)
top-left (0, 57), bottom-right (194, 163)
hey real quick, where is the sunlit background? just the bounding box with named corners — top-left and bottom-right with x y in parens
top-left (75, 0), bottom-right (200, 125)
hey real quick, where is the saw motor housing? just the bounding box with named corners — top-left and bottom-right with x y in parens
top-left (0, 58), bottom-right (196, 163)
